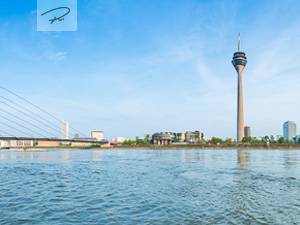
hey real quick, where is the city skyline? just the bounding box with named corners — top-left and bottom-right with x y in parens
top-left (0, 1), bottom-right (300, 140)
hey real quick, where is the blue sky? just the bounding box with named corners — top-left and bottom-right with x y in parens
top-left (0, 0), bottom-right (300, 140)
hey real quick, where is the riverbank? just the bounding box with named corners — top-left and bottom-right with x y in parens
top-left (105, 144), bottom-right (300, 150)
top-left (2, 144), bottom-right (300, 151)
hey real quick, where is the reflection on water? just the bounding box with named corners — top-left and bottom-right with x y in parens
top-left (62, 149), bottom-right (69, 161)
top-left (237, 149), bottom-right (248, 169)
top-left (92, 150), bottom-right (104, 161)
top-left (284, 150), bottom-right (298, 167)
top-left (181, 149), bottom-right (186, 162)
top-left (0, 149), bottom-right (300, 224)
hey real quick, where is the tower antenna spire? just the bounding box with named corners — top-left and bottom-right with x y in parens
top-left (232, 33), bottom-right (247, 142)
top-left (238, 32), bottom-right (241, 52)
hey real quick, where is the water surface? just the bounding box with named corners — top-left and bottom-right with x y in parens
top-left (0, 149), bottom-right (300, 224)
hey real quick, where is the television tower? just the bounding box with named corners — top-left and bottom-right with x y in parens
top-left (232, 33), bottom-right (247, 142)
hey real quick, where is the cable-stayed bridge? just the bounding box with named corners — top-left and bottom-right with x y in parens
top-left (0, 86), bottom-right (108, 147)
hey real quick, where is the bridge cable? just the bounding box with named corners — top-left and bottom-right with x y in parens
top-left (0, 129), bottom-right (17, 137)
top-left (0, 121), bottom-right (33, 137)
top-left (0, 86), bottom-right (88, 138)
top-left (0, 95), bottom-right (65, 134)
top-left (0, 108), bottom-right (57, 137)
top-left (0, 114), bottom-right (49, 138)
top-left (0, 95), bottom-right (77, 137)
top-left (0, 100), bottom-right (62, 136)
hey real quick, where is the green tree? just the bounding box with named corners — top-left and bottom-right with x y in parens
top-left (252, 137), bottom-right (259, 144)
top-left (123, 140), bottom-right (135, 145)
top-left (286, 139), bottom-right (290, 144)
top-left (260, 136), bottom-right (270, 143)
top-left (242, 136), bottom-right (251, 143)
top-left (242, 137), bottom-right (248, 143)
top-left (278, 137), bottom-right (285, 144)
top-left (137, 139), bottom-right (148, 144)
top-left (270, 135), bottom-right (277, 144)
top-left (225, 138), bottom-right (232, 144)
top-left (210, 137), bottom-right (223, 144)
top-left (264, 136), bottom-right (270, 141)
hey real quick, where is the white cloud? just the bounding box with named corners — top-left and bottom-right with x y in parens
top-left (51, 52), bottom-right (67, 60)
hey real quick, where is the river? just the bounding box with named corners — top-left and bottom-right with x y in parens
top-left (0, 149), bottom-right (299, 224)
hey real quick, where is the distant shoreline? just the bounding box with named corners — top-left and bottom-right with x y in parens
top-left (106, 144), bottom-right (300, 150)
top-left (2, 144), bottom-right (300, 151)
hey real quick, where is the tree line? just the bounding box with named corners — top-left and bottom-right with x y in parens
top-left (120, 136), bottom-right (300, 145)
top-left (206, 136), bottom-right (300, 144)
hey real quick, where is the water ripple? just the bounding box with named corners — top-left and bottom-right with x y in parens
top-left (0, 149), bottom-right (300, 224)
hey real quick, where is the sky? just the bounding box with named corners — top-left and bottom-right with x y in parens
top-left (0, 0), bottom-right (300, 140)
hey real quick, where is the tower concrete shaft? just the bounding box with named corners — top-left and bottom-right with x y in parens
top-left (232, 33), bottom-right (247, 142)
top-left (235, 65), bottom-right (245, 142)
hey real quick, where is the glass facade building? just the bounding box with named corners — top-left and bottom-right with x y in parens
top-left (283, 121), bottom-right (297, 141)
top-left (244, 126), bottom-right (251, 138)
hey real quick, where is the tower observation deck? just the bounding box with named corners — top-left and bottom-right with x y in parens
top-left (232, 33), bottom-right (247, 142)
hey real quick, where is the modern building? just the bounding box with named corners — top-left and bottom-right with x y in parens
top-left (232, 33), bottom-right (247, 142)
top-left (74, 133), bottom-right (80, 139)
top-left (62, 120), bottom-right (69, 139)
top-left (144, 134), bottom-right (153, 141)
top-left (151, 131), bottom-right (204, 145)
top-left (152, 132), bottom-right (174, 145)
top-left (91, 131), bottom-right (104, 141)
top-left (185, 131), bottom-right (203, 143)
top-left (244, 126), bottom-right (251, 138)
top-left (283, 121), bottom-right (297, 141)
top-left (177, 133), bottom-right (185, 142)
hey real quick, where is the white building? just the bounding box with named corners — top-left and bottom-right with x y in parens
top-left (111, 137), bottom-right (126, 143)
top-left (0, 140), bottom-right (9, 148)
top-left (91, 131), bottom-right (104, 141)
top-left (9, 140), bottom-right (34, 147)
top-left (62, 120), bottom-right (69, 139)
top-left (283, 121), bottom-right (297, 141)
